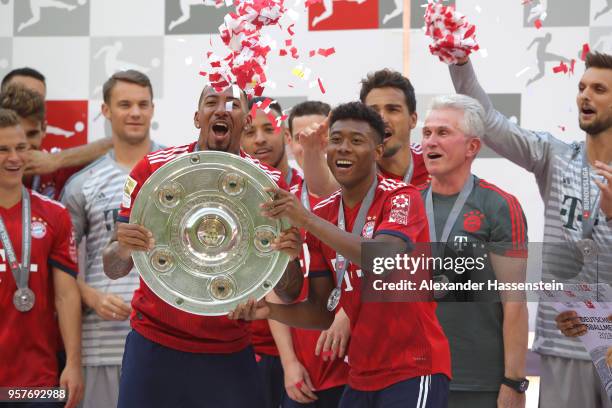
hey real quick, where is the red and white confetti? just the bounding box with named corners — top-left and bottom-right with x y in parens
top-left (200, 0), bottom-right (336, 96)
top-left (200, 0), bottom-right (288, 96)
top-left (424, 1), bottom-right (480, 65)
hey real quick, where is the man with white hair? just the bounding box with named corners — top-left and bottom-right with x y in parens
top-left (420, 94), bottom-right (530, 408)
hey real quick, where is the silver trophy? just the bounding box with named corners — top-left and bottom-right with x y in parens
top-left (130, 151), bottom-right (290, 315)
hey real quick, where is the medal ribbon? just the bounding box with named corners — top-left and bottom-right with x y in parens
top-left (0, 187), bottom-right (32, 290)
top-left (402, 159), bottom-right (414, 184)
top-left (301, 180), bottom-right (311, 211)
top-left (331, 176), bottom-right (378, 296)
top-left (425, 175), bottom-right (475, 249)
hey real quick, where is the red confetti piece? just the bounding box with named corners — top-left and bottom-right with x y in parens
top-left (199, 71), bottom-right (207, 77)
top-left (285, 39), bottom-right (292, 47)
top-left (581, 43), bottom-right (590, 61)
top-left (570, 59), bottom-right (576, 74)
top-left (317, 47), bottom-right (336, 57)
top-left (317, 77), bottom-right (326, 94)
top-left (558, 126), bottom-right (566, 131)
top-left (287, 24), bottom-right (295, 36)
top-left (279, 49), bottom-right (287, 56)
top-left (534, 19), bottom-right (542, 29)
top-left (290, 47), bottom-right (299, 59)
top-left (552, 61), bottom-right (568, 74)
top-left (309, 50), bottom-right (316, 57)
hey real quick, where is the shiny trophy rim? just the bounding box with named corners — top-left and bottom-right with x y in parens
top-left (129, 151), bottom-right (290, 316)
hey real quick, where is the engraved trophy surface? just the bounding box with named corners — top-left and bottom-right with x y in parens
top-left (130, 151), bottom-right (290, 315)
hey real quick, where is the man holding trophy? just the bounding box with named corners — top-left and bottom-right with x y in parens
top-left (102, 84), bottom-right (305, 408)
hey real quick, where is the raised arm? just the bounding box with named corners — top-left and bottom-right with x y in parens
top-left (299, 116), bottom-right (340, 197)
top-left (25, 137), bottom-right (112, 175)
top-left (449, 59), bottom-right (554, 177)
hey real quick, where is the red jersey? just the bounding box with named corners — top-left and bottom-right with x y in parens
top-left (378, 143), bottom-right (430, 187)
top-left (307, 176), bottom-right (451, 391)
top-left (251, 168), bottom-right (305, 357)
top-left (118, 142), bottom-right (287, 354)
top-left (0, 191), bottom-right (78, 387)
top-left (288, 178), bottom-right (349, 390)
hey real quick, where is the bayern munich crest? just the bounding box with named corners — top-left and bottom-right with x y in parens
top-left (31, 220), bottom-right (47, 239)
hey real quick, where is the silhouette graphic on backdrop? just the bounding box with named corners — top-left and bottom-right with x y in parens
top-left (526, 33), bottom-right (570, 86)
top-left (594, 0), bottom-right (612, 20)
top-left (382, 0), bottom-right (403, 25)
top-left (311, 0), bottom-right (367, 27)
top-left (92, 41), bottom-right (160, 94)
top-left (168, 0), bottom-right (219, 31)
top-left (46, 123), bottom-right (83, 138)
top-left (593, 32), bottom-right (612, 54)
top-left (18, 0), bottom-right (85, 32)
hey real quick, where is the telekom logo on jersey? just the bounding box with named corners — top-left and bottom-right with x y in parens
top-left (0, 250), bottom-right (38, 273)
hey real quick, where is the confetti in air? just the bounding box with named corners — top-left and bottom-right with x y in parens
top-left (580, 43), bottom-right (590, 61)
top-left (534, 19), bottom-right (542, 29)
top-left (424, 1), bottom-right (480, 65)
top-left (200, 0), bottom-right (334, 96)
top-left (200, 0), bottom-right (287, 96)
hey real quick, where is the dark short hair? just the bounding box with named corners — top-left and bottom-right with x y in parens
top-left (102, 70), bottom-right (153, 104)
top-left (359, 69), bottom-right (417, 114)
top-left (249, 96), bottom-right (283, 116)
top-left (0, 84), bottom-right (45, 123)
top-left (1, 67), bottom-right (46, 92)
top-left (329, 102), bottom-right (385, 144)
top-left (288, 100), bottom-right (331, 134)
top-left (0, 108), bottom-right (21, 129)
top-left (585, 52), bottom-right (612, 70)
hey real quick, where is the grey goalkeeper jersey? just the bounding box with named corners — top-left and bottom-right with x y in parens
top-left (450, 61), bottom-right (612, 360)
top-left (61, 144), bottom-right (162, 366)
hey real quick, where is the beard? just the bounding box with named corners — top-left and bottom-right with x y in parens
top-left (579, 115), bottom-right (612, 136)
top-left (382, 142), bottom-right (401, 158)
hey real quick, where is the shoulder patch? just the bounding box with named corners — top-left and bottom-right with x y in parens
top-left (124, 176), bottom-right (138, 195)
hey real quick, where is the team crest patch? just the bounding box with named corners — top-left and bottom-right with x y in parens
top-left (389, 194), bottom-right (410, 225)
top-left (31, 219), bottom-right (47, 239)
top-left (362, 220), bottom-right (376, 238)
top-left (463, 210), bottom-right (485, 233)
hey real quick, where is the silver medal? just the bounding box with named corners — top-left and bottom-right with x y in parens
top-left (578, 238), bottom-right (597, 262)
top-left (327, 288), bottom-right (341, 311)
top-left (13, 287), bottom-right (35, 312)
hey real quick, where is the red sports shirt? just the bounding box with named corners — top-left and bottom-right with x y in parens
top-left (378, 143), bottom-right (430, 187)
top-left (287, 178), bottom-right (349, 390)
top-left (251, 168), bottom-right (305, 357)
top-left (0, 191), bottom-right (78, 387)
top-left (117, 142), bottom-right (287, 353)
top-left (306, 176), bottom-right (451, 391)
